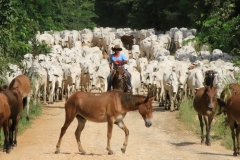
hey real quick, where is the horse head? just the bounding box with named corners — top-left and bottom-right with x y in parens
top-left (204, 86), bottom-right (217, 109)
top-left (111, 66), bottom-right (128, 91)
top-left (204, 70), bottom-right (217, 87)
top-left (138, 95), bottom-right (155, 127)
top-left (115, 66), bottom-right (126, 79)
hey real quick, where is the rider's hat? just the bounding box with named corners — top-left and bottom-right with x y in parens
top-left (111, 45), bottom-right (122, 51)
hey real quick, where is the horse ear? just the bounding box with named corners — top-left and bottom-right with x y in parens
top-left (144, 96), bottom-right (155, 103)
top-left (148, 96), bottom-right (156, 102)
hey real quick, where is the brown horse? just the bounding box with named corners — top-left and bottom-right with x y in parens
top-left (0, 85), bottom-right (23, 151)
top-left (193, 86), bottom-right (218, 146)
top-left (8, 75), bottom-right (31, 120)
top-left (2, 90), bottom-right (23, 150)
top-left (110, 66), bottom-right (129, 93)
top-left (217, 83), bottom-right (240, 156)
top-left (55, 90), bottom-right (155, 155)
top-left (0, 93), bottom-right (11, 153)
top-left (218, 83), bottom-right (240, 115)
top-left (222, 94), bottom-right (240, 156)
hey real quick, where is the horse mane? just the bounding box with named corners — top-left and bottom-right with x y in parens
top-left (9, 78), bottom-right (16, 89)
top-left (118, 91), bottom-right (146, 106)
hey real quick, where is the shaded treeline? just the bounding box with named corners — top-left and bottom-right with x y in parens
top-left (0, 0), bottom-right (240, 72)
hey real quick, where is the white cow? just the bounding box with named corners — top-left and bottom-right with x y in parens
top-left (187, 68), bottom-right (204, 97)
top-left (163, 70), bottom-right (179, 111)
top-left (139, 37), bottom-right (153, 60)
top-left (92, 63), bottom-right (110, 92)
top-left (29, 64), bottom-right (48, 104)
top-left (131, 45), bottom-right (141, 60)
top-left (137, 57), bottom-right (148, 73)
top-left (174, 30), bottom-right (183, 50)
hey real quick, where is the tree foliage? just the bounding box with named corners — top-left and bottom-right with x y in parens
top-left (0, 0), bottom-right (240, 73)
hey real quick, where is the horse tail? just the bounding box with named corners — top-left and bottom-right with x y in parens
top-left (234, 121), bottom-right (238, 129)
top-left (23, 97), bottom-right (27, 109)
top-left (23, 97), bottom-right (30, 121)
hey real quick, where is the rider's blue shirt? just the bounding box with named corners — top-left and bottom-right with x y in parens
top-left (109, 52), bottom-right (127, 69)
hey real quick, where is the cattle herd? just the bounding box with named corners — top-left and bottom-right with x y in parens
top-left (1, 26), bottom-right (240, 156)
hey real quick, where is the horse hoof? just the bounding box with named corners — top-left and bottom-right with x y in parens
top-left (26, 116), bottom-right (29, 121)
top-left (81, 151), bottom-right (87, 155)
top-left (55, 150), bottom-right (60, 154)
top-left (6, 149), bottom-right (11, 154)
top-left (170, 110), bottom-right (174, 112)
top-left (121, 148), bottom-right (126, 153)
top-left (233, 152), bottom-right (238, 156)
top-left (205, 141), bottom-right (211, 146)
top-left (108, 151), bottom-right (113, 155)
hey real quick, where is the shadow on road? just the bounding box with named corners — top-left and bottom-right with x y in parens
top-left (198, 152), bottom-right (233, 157)
top-left (170, 142), bottom-right (197, 146)
top-left (153, 107), bottom-right (165, 112)
top-left (42, 105), bottom-right (64, 109)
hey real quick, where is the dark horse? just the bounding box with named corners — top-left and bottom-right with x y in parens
top-left (218, 83), bottom-right (240, 156)
top-left (55, 90), bottom-right (155, 155)
top-left (0, 92), bottom-right (11, 153)
top-left (193, 86), bottom-right (218, 146)
top-left (204, 70), bottom-right (217, 87)
top-left (0, 85), bottom-right (23, 153)
top-left (110, 66), bottom-right (130, 93)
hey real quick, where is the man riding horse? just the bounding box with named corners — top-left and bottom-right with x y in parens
top-left (107, 45), bottom-right (132, 93)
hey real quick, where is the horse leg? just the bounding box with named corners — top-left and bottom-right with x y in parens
top-left (55, 111), bottom-right (75, 154)
top-left (198, 115), bottom-right (204, 144)
top-left (229, 118), bottom-right (238, 156)
top-left (106, 118), bottom-right (114, 155)
top-left (236, 125), bottom-right (240, 155)
top-left (12, 114), bottom-right (20, 147)
top-left (114, 120), bottom-right (129, 153)
top-left (75, 115), bottom-right (87, 155)
top-left (204, 115), bottom-right (212, 146)
top-left (3, 120), bottom-right (11, 153)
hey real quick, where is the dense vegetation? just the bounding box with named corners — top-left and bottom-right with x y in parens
top-left (1, 0), bottom-right (239, 66)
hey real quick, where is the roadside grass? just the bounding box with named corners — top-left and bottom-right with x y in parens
top-left (0, 101), bottom-right (42, 149)
top-left (178, 98), bottom-right (233, 150)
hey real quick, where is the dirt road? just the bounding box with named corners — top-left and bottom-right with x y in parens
top-left (0, 100), bottom-right (237, 160)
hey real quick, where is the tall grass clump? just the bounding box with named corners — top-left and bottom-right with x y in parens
top-left (178, 98), bottom-right (200, 135)
top-left (0, 101), bottom-right (42, 149)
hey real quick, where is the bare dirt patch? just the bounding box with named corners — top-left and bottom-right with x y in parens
top-left (0, 100), bottom-right (237, 160)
